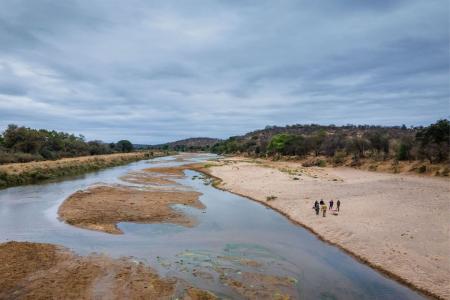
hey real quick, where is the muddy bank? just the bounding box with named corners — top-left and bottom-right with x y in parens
top-left (204, 158), bottom-right (449, 300)
top-left (0, 241), bottom-right (215, 300)
top-left (58, 185), bottom-right (203, 234)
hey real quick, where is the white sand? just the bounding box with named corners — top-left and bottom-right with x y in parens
top-left (208, 158), bottom-right (450, 299)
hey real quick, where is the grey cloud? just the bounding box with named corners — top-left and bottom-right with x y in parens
top-left (0, 0), bottom-right (448, 143)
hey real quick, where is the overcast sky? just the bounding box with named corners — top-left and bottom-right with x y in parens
top-left (0, 1), bottom-right (448, 143)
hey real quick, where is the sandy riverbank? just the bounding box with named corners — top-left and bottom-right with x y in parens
top-left (0, 241), bottom-right (216, 299)
top-left (203, 157), bottom-right (450, 299)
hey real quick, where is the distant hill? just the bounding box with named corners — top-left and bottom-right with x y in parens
top-left (152, 137), bottom-right (221, 151)
top-left (132, 144), bottom-right (152, 150)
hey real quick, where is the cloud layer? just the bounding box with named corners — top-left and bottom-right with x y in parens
top-left (0, 0), bottom-right (448, 143)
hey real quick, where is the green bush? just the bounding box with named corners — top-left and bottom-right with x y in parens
top-left (333, 151), bottom-right (346, 165)
top-left (396, 142), bottom-right (411, 161)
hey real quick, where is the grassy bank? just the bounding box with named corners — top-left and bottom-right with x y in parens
top-left (0, 151), bottom-right (170, 189)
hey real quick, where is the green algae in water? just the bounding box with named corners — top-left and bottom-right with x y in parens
top-left (159, 245), bottom-right (301, 299)
top-left (223, 243), bottom-right (287, 261)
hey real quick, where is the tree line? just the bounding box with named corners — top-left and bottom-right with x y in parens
top-left (211, 119), bottom-right (449, 164)
top-left (0, 124), bottom-right (134, 164)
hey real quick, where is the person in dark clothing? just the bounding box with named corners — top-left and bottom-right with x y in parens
top-left (337, 200), bottom-right (341, 212)
top-left (329, 200), bottom-right (334, 210)
top-left (313, 201), bottom-right (320, 215)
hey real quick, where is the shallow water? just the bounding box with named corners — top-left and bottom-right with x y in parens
top-left (0, 154), bottom-right (426, 299)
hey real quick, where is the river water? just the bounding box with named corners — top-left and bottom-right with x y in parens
top-left (0, 154), bottom-right (426, 299)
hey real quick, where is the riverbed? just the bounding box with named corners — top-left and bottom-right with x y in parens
top-left (0, 154), bottom-right (427, 299)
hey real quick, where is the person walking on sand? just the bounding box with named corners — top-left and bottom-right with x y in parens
top-left (321, 202), bottom-right (327, 217)
top-left (329, 199), bottom-right (334, 210)
top-left (313, 201), bottom-right (320, 216)
top-left (337, 200), bottom-right (341, 212)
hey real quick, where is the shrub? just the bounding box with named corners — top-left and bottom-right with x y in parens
top-left (14, 152), bottom-right (43, 163)
top-left (266, 195), bottom-right (277, 201)
top-left (0, 152), bottom-right (17, 164)
top-left (416, 119), bottom-right (450, 163)
top-left (333, 151), bottom-right (347, 165)
top-left (396, 142), bottom-right (411, 161)
top-left (318, 160), bottom-right (326, 167)
top-left (418, 165), bottom-right (427, 173)
top-left (369, 164), bottom-right (378, 171)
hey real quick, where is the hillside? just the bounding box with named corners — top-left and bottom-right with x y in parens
top-left (152, 137), bottom-right (221, 151)
top-left (211, 120), bottom-right (449, 175)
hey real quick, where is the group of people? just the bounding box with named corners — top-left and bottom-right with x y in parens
top-left (313, 199), bottom-right (340, 217)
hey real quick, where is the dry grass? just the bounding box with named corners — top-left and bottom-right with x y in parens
top-left (0, 152), bottom-right (167, 189)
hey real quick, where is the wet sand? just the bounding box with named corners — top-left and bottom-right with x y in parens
top-left (205, 157), bottom-right (450, 299)
top-left (0, 241), bottom-right (216, 300)
top-left (120, 171), bottom-right (177, 185)
top-left (58, 160), bottom-right (210, 234)
top-left (58, 185), bottom-right (204, 234)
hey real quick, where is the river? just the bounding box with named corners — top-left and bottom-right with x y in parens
top-left (0, 154), bottom-right (426, 299)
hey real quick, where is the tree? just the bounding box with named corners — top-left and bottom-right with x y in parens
top-left (3, 124), bottom-right (46, 154)
top-left (88, 140), bottom-right (110, 155)
top-left (309, 130), bottom-right (326, 156)
top-left (416, 119), bottom-right (449, 163)
top-left (396, 136), bottom-right (414, 161)
top-left (346, 137), bottom-right (369, 158)
top-left (267, 134), bottom-right (311, 156)
top-left (285, 135), bottom-right (310, 156)
top-left (366, 131), bottom-right (389, 155)
top-left (320, 134), bottom-right (346, 157)
top-left (396, 143), bottom-right (410, 161)
top-left (268, 134), bottom-right (293, 154)
top-left (116, 140), bottom-right (134, 152)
